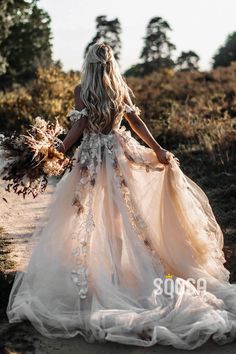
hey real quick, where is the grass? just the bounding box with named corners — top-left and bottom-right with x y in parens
top-left (0, 226), bottom-right (16, 321)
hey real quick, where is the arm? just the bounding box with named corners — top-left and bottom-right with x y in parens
top-left (123, 105), bottom-right (172, 165)
top-left (58, 85), bottom-right (88, 153)
top-left (124, 111), bottom-right (162, 151)
top-left (58, 117), bottom-right (87, 153)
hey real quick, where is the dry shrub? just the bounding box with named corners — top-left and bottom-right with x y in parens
top-left (0, 66), bottom-right (81, 133)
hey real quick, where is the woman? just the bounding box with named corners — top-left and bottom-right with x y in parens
top-left (7, 42), bottom-right (236, 349)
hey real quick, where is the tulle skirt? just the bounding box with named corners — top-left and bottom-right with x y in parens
top-left (6, 126), bottom-right (236, 349)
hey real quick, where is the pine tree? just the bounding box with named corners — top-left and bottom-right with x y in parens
top-left (176, 51), bottom-right (200, 71)
top-left (0, 0), bottom-right (16, 75)
top-left (140, 17), bottom-right (176, 66)
top-left (212, 32), bottom-right (236, 68)
top-left (0, 0), bottom-right (53, 89)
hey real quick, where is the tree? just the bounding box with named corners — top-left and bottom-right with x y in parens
top-left (212, 32), bottom-right (236, 68)
top-left (124, 63), bottom-right (145, 77)
top-left (0, 0), bottom-right (16, 75)
top-left (84, 15), bottom-right (122, 62)
top-left (124, 17), bottom-right (176, 77)
top-left (0, 0), bottom-right (53, 89)
top-left (175, 51), bottom-right (200, 71)
top-left (140, 17), bottom-right (176, 65)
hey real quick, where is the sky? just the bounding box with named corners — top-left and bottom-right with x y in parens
top-left (39, 0), bottom-right (236, 73)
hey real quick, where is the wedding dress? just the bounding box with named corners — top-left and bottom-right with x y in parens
top-left (6, 103), bottom-right (236, 350)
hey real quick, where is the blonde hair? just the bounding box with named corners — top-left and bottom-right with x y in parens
top-left (80, 42), bottom-right (135, 132)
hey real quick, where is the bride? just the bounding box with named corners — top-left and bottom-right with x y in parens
top-left (7, 42), bottom-right (236, 349)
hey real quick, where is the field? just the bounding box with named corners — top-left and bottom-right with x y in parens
top-left (0, 63), bottom-right (235, 351)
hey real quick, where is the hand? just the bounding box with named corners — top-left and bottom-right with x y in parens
top-left (56, 142), bottom-right (66, 153)
top-left (154, 148), bottom-right (175, 165)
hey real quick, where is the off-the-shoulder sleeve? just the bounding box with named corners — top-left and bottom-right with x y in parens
top-left (123, 103), bottom-right (141, 115)
top-left (67, 107), bottom-right (88, 123)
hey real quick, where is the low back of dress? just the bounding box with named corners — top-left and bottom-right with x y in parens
top-left (68, 102), bottom-right (137, 136)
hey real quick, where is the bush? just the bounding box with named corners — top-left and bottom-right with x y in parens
top-left (0, 65), bottom-right (81, 133)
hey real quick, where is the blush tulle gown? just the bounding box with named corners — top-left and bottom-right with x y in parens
top-left (6, 103), bottom-right (236, 349)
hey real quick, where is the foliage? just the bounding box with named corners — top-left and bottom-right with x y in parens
top-left (1, 62), bottom-right (235, 156)
top-left (0, 0), bottom-right (15, 75)
top-left (84, 15), bottom-right (122, 61)
top-left (126, 63), bottom-right (236, 155)
top-left (124, 58), bottom-right (175, 77)
top-left (0, 0), bottom-right (53, 89)
top-left (213, 32), bottom-right (236, 69)
top-left (140, 17), bottom-right (176, 62)
top-left (131, 16), bottom-right (176, 76)
top-left (175, 51), bottom-right (200, 71)
top-left (0, 65), bottom-right (81, 133)
top-left (123, 63), bottom-right (145, 77)
top-left (125, 17), bottom-right (202, 77)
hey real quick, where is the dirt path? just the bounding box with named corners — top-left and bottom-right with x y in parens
top-left (0, 177), bottom-right (57, 272)
top-left (0, 178), bottom-right (236, 353)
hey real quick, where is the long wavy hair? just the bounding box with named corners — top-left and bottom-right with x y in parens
top-left (80, 42), bottom-right (136, 132)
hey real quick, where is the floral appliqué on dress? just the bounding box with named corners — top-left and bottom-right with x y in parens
top-left (67, 104), bottom-right (163, 299)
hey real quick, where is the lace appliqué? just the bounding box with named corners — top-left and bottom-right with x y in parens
top-left (70, 167), bottom-right (95, 299)
top-left (103, 135), bottom-right (164, 268)
top-left (68, 107), bottom-right (88, 123)
top-left (114, 164), bottom-right (161, 262)
top-left (70, 128), bottom-right (164, 299)
top-left (70, 132), bottom-right (116, 299)
top-left (117, 126), bottom-right (164, 172)
top-left (70, 139), bottom-right (97, 299)
top-left (70, 186), bottom-right (95, 300)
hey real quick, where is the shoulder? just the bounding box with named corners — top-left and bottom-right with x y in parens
top-left (123, 95), bottom-right (141, 116)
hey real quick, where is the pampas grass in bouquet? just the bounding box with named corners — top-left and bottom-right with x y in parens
top-left (0, 117), bottom-right (74, 199)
